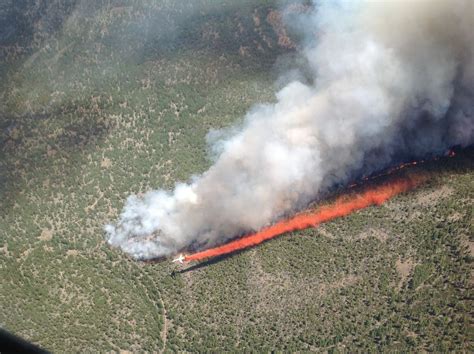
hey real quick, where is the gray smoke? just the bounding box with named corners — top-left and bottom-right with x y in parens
top-left (106, 0), bottom-right (474, 259)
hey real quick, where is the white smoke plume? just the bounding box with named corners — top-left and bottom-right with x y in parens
top-left (106, 0), bottom-right (474, 259)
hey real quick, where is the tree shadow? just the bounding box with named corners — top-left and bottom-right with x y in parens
top-left (0, 1), bottom-right (79, 53)
top-left (141, 3), bottom-right (295, 73)
top-left (177, 252), bottom-right (240, 274)
top-left (0, 98), bottom-right (110, 214)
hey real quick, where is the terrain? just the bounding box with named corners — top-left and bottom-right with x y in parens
top-left (0, 1), bottom-right (472, 352)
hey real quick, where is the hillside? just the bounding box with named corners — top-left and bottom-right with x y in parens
top-left (0, 1), bottom-right (472, 352)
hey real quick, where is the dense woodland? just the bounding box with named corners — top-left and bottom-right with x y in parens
top-left (0, 1), bottom-right (472, 351)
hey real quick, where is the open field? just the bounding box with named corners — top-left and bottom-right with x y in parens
top-left (0, 1), bottom-right (473, 351)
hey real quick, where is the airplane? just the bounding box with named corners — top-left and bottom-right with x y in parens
top-left (172, 254), bottom-right (186, 264)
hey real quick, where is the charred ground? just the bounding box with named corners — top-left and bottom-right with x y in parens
top-left (0, 1), bottom-right (472, 352)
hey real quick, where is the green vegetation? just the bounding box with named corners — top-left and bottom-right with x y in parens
top-left (0, 1), bottom-right (472, 352)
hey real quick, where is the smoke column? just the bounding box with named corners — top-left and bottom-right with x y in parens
top-left (106, 0), bottom-right (474, 260)
top-left (185, 175), bottom-right (424, 262)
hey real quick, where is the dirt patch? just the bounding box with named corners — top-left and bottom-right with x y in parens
top-left (101, 157), bottom-right (112, 168)
top-left (46, 145), bottom-right (57, 157)
top-left (317, 226), bottom-right (335, 239)
top-left (0, 244), bottom-right (10, 256)
top-left (353, 228), bottom-right (388, 242)
top-left (247, 250), bottom-right (360, 313)
top-left (159, 296), bottom-right (168, 353)
top-left (408, 210), bottom-right (423, 221)
top-left (247, 250), bottom-right (297, 312)
top-left (239, 45), bottom-right (251, 57)
top-left (181, 267), bottom-right (195, 290)
top-left (395, 257), bottom-right (415, 290)
top-left (266, 10), bottom-right (295, 49)
top-left (415, 185), bottom-right (454, 207)
top-left (321, 274), bottom-right (360, 295)
top-left (38, 228), bottom-right (53, 241)
top-left (253, 11), bottom-right (261, 27)
top-left (447, 212), bottom-right (463, 222)
top-left (85, 191), bottom-right (104, 214)
top-left (43, 245), bottom-right (54, 252)
top-left (460, 234), bottom-right (474, 258)
top-left (468, 242), bottom-right (474, 257)
top-left (66, 249), bottom-right (79, 256)
top-left (20, 248), bottom-right (33, 260)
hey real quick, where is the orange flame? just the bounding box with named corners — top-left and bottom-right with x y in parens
top-left (184, 175), bottom-right (425, 262)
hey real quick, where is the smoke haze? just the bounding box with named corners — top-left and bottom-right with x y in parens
top-left (106, 0), bottom-right (474, 259)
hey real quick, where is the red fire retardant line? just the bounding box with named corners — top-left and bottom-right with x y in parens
top-left (184, 175), bottom-right (424, 262)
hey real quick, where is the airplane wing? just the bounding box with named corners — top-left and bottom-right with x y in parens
top-left (172, 254), bottom-right (185, 264)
